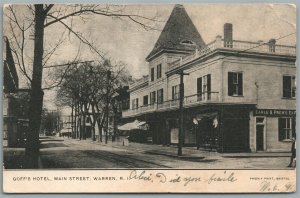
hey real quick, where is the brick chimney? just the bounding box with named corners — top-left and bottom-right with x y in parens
top-left (268, 38), bottom-right (276, 52)
top-left (224, 23), bottom-right (233, 48)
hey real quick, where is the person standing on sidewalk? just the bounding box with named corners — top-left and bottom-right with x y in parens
top-left (287, 135), bottom-right (296, 168)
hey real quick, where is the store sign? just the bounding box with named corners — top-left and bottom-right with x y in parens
top-left (254, 109), bottom-right (296, 117)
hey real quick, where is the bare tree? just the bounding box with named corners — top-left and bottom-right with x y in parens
top-left (56, 60), bottom-right (132, 143)
top-left (4, 4), bottom-right (160, 168)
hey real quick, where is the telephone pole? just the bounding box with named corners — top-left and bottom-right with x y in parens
top-left (177, 70), bottom-right (189, 156)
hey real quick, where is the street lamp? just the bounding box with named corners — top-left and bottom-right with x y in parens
top-left (176, 70), bottom-right (189, 156)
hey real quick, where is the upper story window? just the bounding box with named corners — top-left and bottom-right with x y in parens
top-left (157, 64), bottom-right (162, 79)
top-left (157, 89), bottom-right (164, 104)
top-left (143, 95), bottom-right (148, 106)
top-left (197, 74), bottom-right (211, 101)
top-left (283, 75), bottom-right (296, 99)
top-left (151, 68), bottom-right (155, 81)
top-left (132, 98), bottom-right (139, 110)
top-left (150, 91), bottom-right (156, 105)
top-left (228, 72), bottom-right (243, 96)
top-left (172, 85), bottom-right (179, 100)
top-left (278, 117), bottom-right (295, 141)
top-left (180, 40), bottom-right (195, 45)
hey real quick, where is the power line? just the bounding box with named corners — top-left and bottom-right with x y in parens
top-left (43, 61), bottom-right (94, 69)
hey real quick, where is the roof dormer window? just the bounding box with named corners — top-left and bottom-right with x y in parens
top-left (180, 40), bottom-right (195, 45)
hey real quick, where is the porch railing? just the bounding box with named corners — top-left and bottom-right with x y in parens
top-left (122, 91), bottom-right (219, 117)
top-left (168, 38), bottom-right (296, 72)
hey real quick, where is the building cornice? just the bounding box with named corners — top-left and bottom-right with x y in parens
top-left (166, 48), bottom-right (296, 77)
top-left (146, 48), bottom-right (193, 62)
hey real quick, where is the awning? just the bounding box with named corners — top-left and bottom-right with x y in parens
top-left (195, 112), bottom-right (218, 120)
top-left (118, 120), bottom-right (148, 131)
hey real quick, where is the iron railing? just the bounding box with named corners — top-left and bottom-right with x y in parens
top-left (122, 91), bottom-right (219, 117)
top-left (168, 39), bottom-right (296, 72)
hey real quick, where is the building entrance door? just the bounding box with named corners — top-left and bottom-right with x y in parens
top-left (256, 117), bottom-right (265, 151)
top-left (197, 117), bottom-right (217, 150)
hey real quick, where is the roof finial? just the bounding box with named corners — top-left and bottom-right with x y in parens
top-left (175, 4), bottom-right (183, 8)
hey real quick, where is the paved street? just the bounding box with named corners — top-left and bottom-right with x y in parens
top-left (32, 136), bottom-right (293, 169)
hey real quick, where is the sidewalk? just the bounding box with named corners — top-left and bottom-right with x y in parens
top-left (62, 137), bottom-right (291, 159)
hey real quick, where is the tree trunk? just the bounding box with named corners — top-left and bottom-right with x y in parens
top-left (71, 100), bottom-right (74, 138)
top-left (95, 105), bottom-right (104, 142)
top-left (25, 5), bottom-right (46, 169)
top-left (112, 105), bottom-right (118, 142)
top-left (78, 102), bottom-right (84, 140)
top-left (74, 99), bottom-right (78, 139)
top-left (82, 102), bottom-right (87, 140)
top-left (91, 104), bottom-right (97, 141)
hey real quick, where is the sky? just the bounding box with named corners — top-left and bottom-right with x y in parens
top-left (3, 4), bottom-right (297, 111)
top-left (46, 4), bottom-right (296, 78)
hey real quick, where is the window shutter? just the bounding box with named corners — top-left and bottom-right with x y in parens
top-left (238, 73), bottom-right (243, 95)
top-left (150, 92), bottom-right (153, 104)
top-left (207, 74), bottom-right (211, 92)
top-left (292, 118), bottom-right (296, 138)
top-left (197, 77), bottom-right (202, 94)
top-left (172, 86), bottom-right (175, 100)
top-left (283, 76), bottom-right (291, 98)
top-left (136, 98), bottom-right (139, 108)
top-left (151, 68), bottom-right (154, 81)
top-left (228, 72), bottom-right (233, 96)
top-left (157, 64), bottom-right (161, 78)
top-left (278, 118), bottom-right (285, 141)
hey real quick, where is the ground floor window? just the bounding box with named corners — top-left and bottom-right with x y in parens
top-left (278, 117), bottom-right (295, 141)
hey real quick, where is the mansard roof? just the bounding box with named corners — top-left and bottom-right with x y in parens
top-left (146, 4), bottom-right (206, 61)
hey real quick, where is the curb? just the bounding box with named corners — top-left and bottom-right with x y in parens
top-left (222, 155), bottom-right (291, 158)
top-left (145, 150), bottom-right (205, 160)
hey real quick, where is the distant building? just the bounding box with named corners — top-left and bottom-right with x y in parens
top-left (3, 37), bottom-right (30, 147)
top-left (122, 5), bottom-right (296, 152)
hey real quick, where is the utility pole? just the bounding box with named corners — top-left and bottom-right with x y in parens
top-left (105, 70), bottom-right (111, 144)
top-left (177, 70), bottom-right (189, 156)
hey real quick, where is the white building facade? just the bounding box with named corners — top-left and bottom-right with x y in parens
top-left (122, 5), bottom-right (296, 152)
